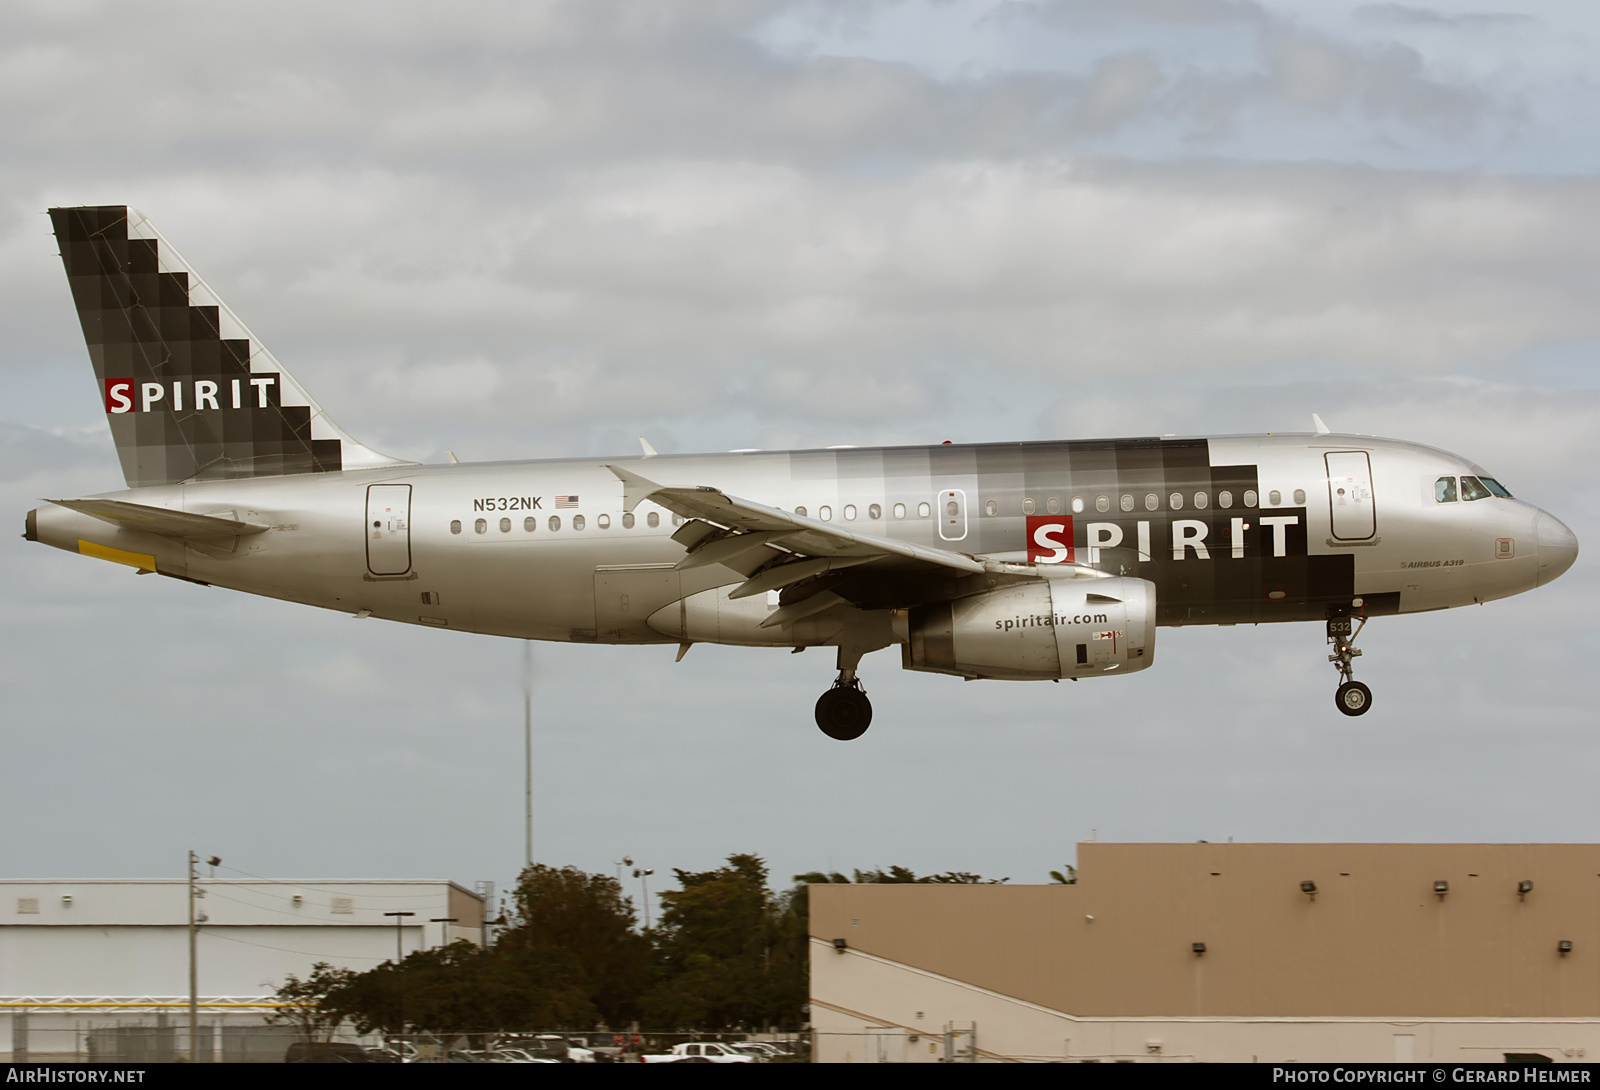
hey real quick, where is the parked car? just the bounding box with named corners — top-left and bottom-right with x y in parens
top-left (641, 1042), bottom-right (757, 1064)
top-left (285, 1042), bottom-right (382, 1063)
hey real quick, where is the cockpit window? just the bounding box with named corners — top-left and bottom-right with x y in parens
top-left (1460, 476), bottom-right (1492, 502)
top-left (1434, 477), bottom-right (1457, 503)
top-left (1479, 477), bottom-right (1512, 498)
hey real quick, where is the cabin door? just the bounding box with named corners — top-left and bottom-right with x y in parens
top-left (1324, 451), bottom-right (1376, 541)
top-left (366, 484), bottom-right (413, 575)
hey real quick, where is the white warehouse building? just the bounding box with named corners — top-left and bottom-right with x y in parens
top-left (1, 878), bottom-right (485, 1062)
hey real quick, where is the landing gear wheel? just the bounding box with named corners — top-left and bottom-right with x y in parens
top-left (1335, 680), bottom-right (1372, 717)
top-left (815, 685), bottom-right (873, 740)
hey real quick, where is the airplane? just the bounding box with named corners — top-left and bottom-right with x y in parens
top-left (24, 206), bottom-right (1580, 740)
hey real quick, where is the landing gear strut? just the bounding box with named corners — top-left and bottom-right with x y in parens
top-left (1328, 611), bottom-right (1372, 717)
top-left (815, 646), bottom-right (873, 740)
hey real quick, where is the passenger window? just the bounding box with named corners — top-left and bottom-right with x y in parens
top-left (1244, 489), bottom-right (1258, 508)
top-left (598, 514), bottom-right (610, 529)
top-left (1435, 477), bottom-right (1457, 503)
top-left (524, 517), bottom-right (536, 532)
top-left (844, 504), bottom-right (857, 520)
top-left (893, 503), bottom-right (906, 519)
top-left (794, 506), bottom-right (806, 517)
top-left (474, 518), bottom-right (487, 534)
top-left (1460, 476), bottom-right (1491, 502)
top-left (1268, 490), bottom-right (1281, 506)
top-left (1046, 497), bottom-right (1060, 515)
top-left (1218, 491), bottom-right (1232, 509)
top-left (820, 506), bottom-right (833, 521)
top-left (1095, 495), bottom-right (1110, 513)
top-left (622, 512), bottom-right (635, 529)
top-left (1119, 495), bottom-right (1133, 512)
top-left (573, 515), bottom-right (586, 530)
top-left (450, 520), bottom-right (462, 534)
top-left (1022, 498), bottom-right (1035, 515)
top-left (499, 517), bottom-right (511, 533)
top-left (1169, 492), bottom-right (1183, 510)
top-left (869, 504), bottom-right (881, 520)
top-left (983, 500), bottom-right (997, 517)
top-left (1194, 492), bottom-right (1208, 509)
top-left (1144, 494), bottom-right (1158, 511)
top-left (672, 514), bottom-right (684, 526)
top-left (647, 512), bottom-right (660, 528)
top-left (918, 502), bottom-right (930, 518)
top-left (548, 516), bottom-right (561, 531)
top-left (1293, 489), bottom-right (1306, 505)
top-left (1072, 497), bottom-right (1085, 514)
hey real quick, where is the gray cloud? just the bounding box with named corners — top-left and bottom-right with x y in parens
top-left (1, 0), bottom-right (1594, 890)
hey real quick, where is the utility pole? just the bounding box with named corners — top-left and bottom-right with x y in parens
top-left (187, 851), bottom-right (219, 1064)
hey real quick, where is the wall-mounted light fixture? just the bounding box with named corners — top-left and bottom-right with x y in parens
top-left (1559, 940), bottom-right (1573, 956)
top-left (1192, 942), bottom-right (1206, 956)
top-left (1433, 880), bottom-right (1449, 898)
top-left (1518, 880), bottom-right (1534, 899)
top-left (1300, 880), bottom-right (1317, 900)
top-left (832, 938), bottom-right (848, 953)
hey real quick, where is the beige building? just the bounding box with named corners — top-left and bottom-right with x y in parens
top-left (809, 843), bottom-right (1600, 1063)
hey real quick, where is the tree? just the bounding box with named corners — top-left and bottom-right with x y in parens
top-left (797, 865), bottom-right (1010, 885)
top-left (501, 863), bottom-right (653, 1026)
top-left (322, 941), bottom-right (594, 1038)
top-left (267, 962), bottom-right (356, 1045)
top-left (643, 854), bottom-right (804, 1030)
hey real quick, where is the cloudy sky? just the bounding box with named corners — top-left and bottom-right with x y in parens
top-left (2, 1), bottom-right (1597, 912)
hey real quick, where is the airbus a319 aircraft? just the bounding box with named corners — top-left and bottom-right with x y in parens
top-left (26, 206), bottom-right (1580, 739)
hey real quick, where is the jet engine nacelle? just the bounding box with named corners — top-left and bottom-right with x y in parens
top-left (902, 576), bottom-right (1156, 681)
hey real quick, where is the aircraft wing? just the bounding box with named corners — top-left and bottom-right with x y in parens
top-left (47, 498), bottom-right (269, 539)
top-left (605, 464), bottom-right (985, 615)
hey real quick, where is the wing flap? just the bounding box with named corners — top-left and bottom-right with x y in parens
top-left (604, 465), bottom-right (985, 577)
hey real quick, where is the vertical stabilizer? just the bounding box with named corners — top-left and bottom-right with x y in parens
top-left (49, 205), bottom-right (411, 487)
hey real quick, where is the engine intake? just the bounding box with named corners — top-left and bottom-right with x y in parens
top-left (903, 576), bottom-right (1155, 681)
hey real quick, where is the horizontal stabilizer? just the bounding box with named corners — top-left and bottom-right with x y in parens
top-left (47, 498), bottom-right (267, 539)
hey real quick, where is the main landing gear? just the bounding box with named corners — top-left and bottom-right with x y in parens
top-left (815, 646), bottom-right (873, 740)
top-left (1327, 609), bottom-right (1372, 717)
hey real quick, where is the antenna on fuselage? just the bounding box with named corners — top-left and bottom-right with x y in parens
top-left (1312, 414), bottom-right (1331, 435)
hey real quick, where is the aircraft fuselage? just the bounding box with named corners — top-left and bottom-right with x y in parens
top-left (28, 432), bottom-right (1574, 647)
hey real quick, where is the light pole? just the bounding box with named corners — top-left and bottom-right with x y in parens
top-left (430, 917), bottom-right (458, 949)
top-left (384, 911), bottom-right (415, 962)
top-left (384, 912), bottom-right (415, 1044)
top-left (632, 867), bottom-right (655, 930)
top-left (523, 641), bottom-right (533, 868)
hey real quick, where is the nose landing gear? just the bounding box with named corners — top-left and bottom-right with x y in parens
top-left (1328, 611), bottom-right (1372, 717)
top-left (815, 645), bottom-right (873, 740)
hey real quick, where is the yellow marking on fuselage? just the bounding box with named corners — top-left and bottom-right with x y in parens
top-left (78, 539), bottom-right (156, 571)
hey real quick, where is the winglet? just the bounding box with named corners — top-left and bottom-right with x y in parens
top-left (605, 464), bottom-right (664, 513)
top-left (639, 437), bottom-right (658, 458)
top-left (1312, 413), bottom-right (1331, 435)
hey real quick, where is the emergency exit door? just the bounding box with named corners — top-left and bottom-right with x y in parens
top-left (366, 484), bottom-right (412, 575)
top-left (937, 489), bottom-right (968, 541)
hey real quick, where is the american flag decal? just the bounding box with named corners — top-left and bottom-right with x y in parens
top-left (555, 495), bottom-right (579, 509)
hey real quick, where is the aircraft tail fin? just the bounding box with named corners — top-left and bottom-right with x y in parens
top-left (49, 205), bottom-right (412, 488)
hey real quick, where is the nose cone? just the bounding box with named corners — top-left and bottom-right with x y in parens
top-left (1535, 510), bottom-right (1579, 586)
